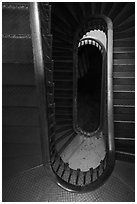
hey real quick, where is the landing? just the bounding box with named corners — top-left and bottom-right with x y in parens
top-left (61, 131), bottom-right (106, 171)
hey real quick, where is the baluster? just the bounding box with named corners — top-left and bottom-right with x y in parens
top-left (83, 171), bottom-right (87, 185)
top-left (56, 157), bottom-right (62, 173)
top-left (96, 165), bottom-right (100, 178)
top-left (68, 168), bottom-right (73, 183)
top-left (90, 167), bottom-right (93, 182)
top-left (52, 151), bottom-right (59, 166)
top-left (50, 148), bottom-right (56, 164)
top-left (76, 169), bottom-right (80, 185)
top-left (100, 160), bottom-right (104, 174)
top-left (61, 162), bottom-right (67, 178)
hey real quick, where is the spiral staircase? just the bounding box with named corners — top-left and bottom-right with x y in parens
top-left (3, 2), bottom-right (135, 198)
top-left (50, 2), bottom-right (135, 165)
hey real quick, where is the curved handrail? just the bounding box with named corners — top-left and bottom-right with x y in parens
top-left (30, 3), bottom-right (115, 193)
top-left (71, 16), bottom-right (115, 191)
top-left (29, 2), bottom-right (52, 166)
top-left (73, 15), bottom-right (115, 155)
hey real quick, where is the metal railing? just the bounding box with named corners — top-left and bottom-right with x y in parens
top-left (30, 3), bottom-right (115, 193)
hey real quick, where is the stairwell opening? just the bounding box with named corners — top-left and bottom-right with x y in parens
top-left (74, 31), bottom-right (106, 137)
top-left (77, 41), bottom-right (102, 133)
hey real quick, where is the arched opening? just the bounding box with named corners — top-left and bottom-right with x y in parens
top-left (77, 42), bottom-right (102, 133)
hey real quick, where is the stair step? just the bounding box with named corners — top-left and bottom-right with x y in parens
top-left (3, 85), bottom-right (37, 107)
top-left (114, 3), bottom-right (135, 26)
top-left (55, 98), bottom-right (73, 104)
top-left (54, 69), bottom-right (73, 73)
top-left (54, 81), bottom-right (73, 89)
top-left (3, 63), bottom-right (35, 86)
top-left (114, 91), bottom-right (134, 100)
top-left (55, 96), bottom-right (73, 100)
top-left (55, 90), bottom-right (73, 98)
top-left (113, 64), bottom-right (135, 72)
top-left (54, 72), bottom-right (73, 80)
top-left (53, 46), bottom-right (73, 52)
top-left (114, 52), bottom-right (134, 59)
top-left (113, 78), bottom-right (135, 85)
top-left (56, 113), bottom-right (72, 118)
top-left (55, 96), bottom-right (73, 102)
top-left (3, 107), bottom-right (39, 127)
top-left (116, 151), bottom-right (135, 162)
top-left (55, 92), bottom-right (72, 97)
top-left (53, 50), bottom-right (72, 56)
top-left (54, 59), bottom-right (73, 63)
top-left (113, 72), bottom-right (135, 78)
top-left (114, 121), bottom-right (135, 139)
top-left (114, 85), bottom-right (135, 92)
top-left (57, 132), bottom-right (76, 156)
top-left (53, 40), bottom-right (72, 48)
top-left (55, 102), bottom-right (73, 107)
top-left (55, 114), bottom-right (72, 119)
top-left (114, 15), bottom-right (135, 33)
top-left (56, 107), bottom-right (72, 113)
top-left (115, 138), bottom-right (135, 154)
top-left (54, 61), bottom-right (73, 66)
top-left (56, 117), bottom-right (72, 121)
top-left (114, 30), bottom-right (135, 40)
top-left (114, 39), bottom-right (135, 47)
top-left (114, 47), bottom-right (134, 53)
top-left (54, 67), bottom-right (73, 72)
top-left (114, 59), bottom-right (134, 65)
top-left (3, 37), bottom-right (33, 63)
top-left (2, 3), bottom-right (30, 34)
top-left (53, 56), bottom-right (73, 61)
top-left (56, 105), bottom-right (72, 110)
top-left (53, 44), bottom-right (73, 51)
top-left (56, 119), bottom-right (73, 126)
top-left (56, 125), bottom-right (73, 134)
top-left (114, 113), bottom-right (135, 122)
top-left (54, 78), bottom-right (73, 82)
top-left (55, 129), bottom-right (74, 144)
top-left (113, 92), bottom-right (135, 106)
top-left (114, 99), bottom-right (135, 106)
top-left (114, 106), bottom-right (135, 115)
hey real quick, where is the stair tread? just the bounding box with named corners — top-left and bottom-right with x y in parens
top-left (114, 47), bottom-right (134, 53)
top-left (113, 72), bottom-right (135, 78)
top-left (114, 59), bottom-right (135, 65)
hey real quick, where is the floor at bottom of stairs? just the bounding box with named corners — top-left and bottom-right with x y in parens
top-left (2, 160), bottom-right (135, 202)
